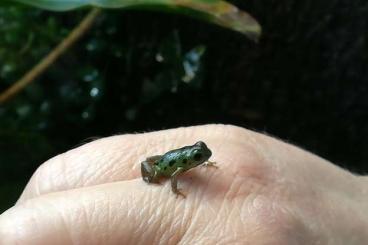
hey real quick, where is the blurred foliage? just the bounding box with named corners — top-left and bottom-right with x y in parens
top-left (0, 6), bottom-right (217, 210)
top-left (13, 0), bottom-right (261, 41)
top-left (1, 0), bottom-right (368, 212)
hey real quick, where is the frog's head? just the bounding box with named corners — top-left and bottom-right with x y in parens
top-left (189, 141), bottom-right (212, 165)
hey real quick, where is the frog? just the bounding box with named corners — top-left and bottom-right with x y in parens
top-left (141, 141), bottom-right (216, 197)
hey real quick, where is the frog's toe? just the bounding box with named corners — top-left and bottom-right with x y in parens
top-left (173, 188), bottom-right (186, 198)
top-left (176, 191), bottom-right (186, 199)
top-left (142, 176), bottom-right (152, 183)
top-left (202, 161), bottom-right (218, 168)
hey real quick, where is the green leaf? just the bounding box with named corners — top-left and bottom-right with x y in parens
top-left (13, 0), bottom-right (261, 41)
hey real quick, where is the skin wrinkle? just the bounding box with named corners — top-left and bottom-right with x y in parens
top-left (167, 203), bottom-right (185, 245)
top-left (229, 146), bottom-right (270, 182)
top-left (283, 190), bottom-right (328, 244)
top-left (60, 153), bottom-right (76, 194)
top-left (143, 188), bottom-right (158, 228)
top-left (54, 155), bottom-right (76, 192)
top-left (275, 204), bottom-right (316, 245)
top-left (166, 208), bottom-right (184, 244)
top-left (83, 195), bottom-right (101, 244)
top-left (201, 200), bottom-right (242, 244)
top-left (186, 165), bottom-right (218, 200)
top-left (168, 194), bottom-right (191, 244)
top-left (116, 181), bottom-right (149, 244)
top-left (216, 205), bottom-right (234, 242)
top-left (100, 149), bottom-right (137, 179)
top-left (176, 198), bottom-right (192, 244)
top-left (69, 151), bottom-right (97, 186)
top-left (224, 176), bottom-right (251, 200)
top-left (149, 193), bottom-right (169, 244)
top-left (80, 145), bottom-right (132, 184)
top-left (163, 205), bottom-right (181, 244)
top-left (201, 162), bottom-right (219, 192)
top-left (20, 154), bottom-right (67, 203)
top-left (224, 168), bottom-right (269, 201)
top-left (27, 138), bottom-right (136, 203)
top-left (186, 192), bottom-right (211, 236)
top-left (298, 178), bottom-right (362, 235)
top-left (229, 202), bottom-right (249, 239)
top-left (144, 202), bottom-right (164, 244)
top-left (26, 157), bottom-right (58, 203)
top-left (291, 192), bottom-right (324, 236)
top-left (40, 197), bottom-right (75, 245)
top-left (119, 185), bottom-right (143, 243)
top-left (248, 137), bottom-right (281, 180)
top-left (179, 199), bottom-right (205, 244)
top-left (143, 185), bottom-right (176, 245)
top-left (23, 210), bottom-right (41, 244)
top-left (176, 196), bottom-right (192, 237)
top-left (116, 196), bottom-right (135, 245)
top-left (188, 193), bottom-right (237, 243)
top-left (102, 195), bottom-right (112, 244)
top-left (61, 201), bottom-right (82, 245)
top-left (127, 196), bottom-right (138, 244)
top-left (73, 200), bottom-right (90, 244)
top-left (252, 196), bottom-right (282, 239)
top-left (243, 193), bottom-right (262, 228)
top-left (178, 183), bottom-right (205, 244)
top-left (82, 156), bottom-right (112, 185)
top-left (223, 173), bottom-right (242, 201)
top-left (12, 204), bottom-right (43, 244)
top-left (55, 181), bottom-right (136, 244)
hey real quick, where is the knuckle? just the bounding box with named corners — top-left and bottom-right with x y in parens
top-left (27, 153), bottom-right (68, 198)
top-left (247, 195), bottom-right (314, 244)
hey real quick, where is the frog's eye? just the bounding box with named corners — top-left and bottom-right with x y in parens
top-left (193, 151), bottom-right (202, 161)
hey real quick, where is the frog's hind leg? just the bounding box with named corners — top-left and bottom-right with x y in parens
top-left (146, 155), bottom-right (162, 163)
top-left (141, 155), bottom-right (162, 183)
top-left (141, 161), bottom-right (154, 183)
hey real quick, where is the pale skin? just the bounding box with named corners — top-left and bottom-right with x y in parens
top-left (0, 125), bottom-right (367, 244)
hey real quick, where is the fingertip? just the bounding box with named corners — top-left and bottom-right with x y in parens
top-left (2, 180), bottom-right (182, 245)
top-left (0, 200), bottom-right (71, 245)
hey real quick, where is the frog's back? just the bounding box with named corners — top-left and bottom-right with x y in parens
top-left (153, 146), bottom-right (193, 176)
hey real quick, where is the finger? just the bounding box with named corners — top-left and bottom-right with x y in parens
top-left (1, 178), bottom-right (251, 245)
top-left (2, 172), bottom-right (292, 245)
top-left (2, 180), bottom-right (181, 245)
top-left (1, 175), bottom-right (307, 245)
top-left (18, 125), bottom-right (263, 204)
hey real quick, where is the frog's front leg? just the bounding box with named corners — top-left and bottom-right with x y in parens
top-left (170, 167), bottom-right (186, 197)
top-left (141, 155), bottom-right (162, 183)
top-left (202, 161), bottom-right (218, 168)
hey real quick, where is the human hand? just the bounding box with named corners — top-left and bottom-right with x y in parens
top-left (1, 125), bottom-right (367, 244)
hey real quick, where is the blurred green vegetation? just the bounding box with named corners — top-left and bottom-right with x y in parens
top-left (13, 0), bottom-right (261, 41)
top-left (1, 1), bottom-right (368, 212)
top-left (0, 6), bottom-right (233, 211)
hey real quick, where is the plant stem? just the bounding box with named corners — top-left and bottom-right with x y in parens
top-left (0, 8), bottom-right (102, 105)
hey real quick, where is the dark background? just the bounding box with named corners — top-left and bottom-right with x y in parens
top-left (1, 0), bottom-right (367, 212)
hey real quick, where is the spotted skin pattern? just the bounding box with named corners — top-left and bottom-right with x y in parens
top-left (141, 141), bottom-right (215, 197)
